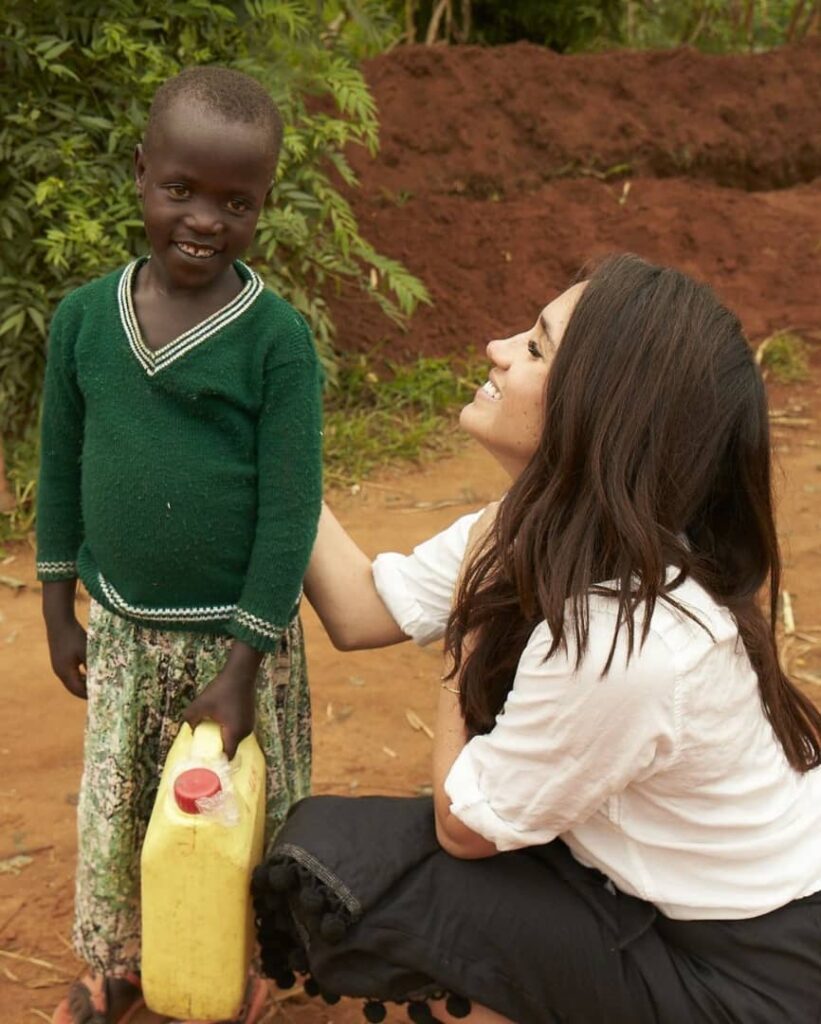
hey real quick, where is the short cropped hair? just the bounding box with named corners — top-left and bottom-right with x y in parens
top-left (145, 66), bottom-right (284, 162)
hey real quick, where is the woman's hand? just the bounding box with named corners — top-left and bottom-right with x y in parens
top-left (42, 579), bottom-right (87, 698)
top-left (184, 640), bottom-right (263, 759)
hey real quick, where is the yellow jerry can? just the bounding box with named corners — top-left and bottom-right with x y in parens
top-left (141, 721), bottom-right (266, 1019)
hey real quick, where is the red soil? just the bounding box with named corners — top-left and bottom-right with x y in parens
top-left (329, 39), bottom-right (821, 360)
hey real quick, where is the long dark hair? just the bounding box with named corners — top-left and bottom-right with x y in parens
top-left (445, 254), bottom-right (821, 772)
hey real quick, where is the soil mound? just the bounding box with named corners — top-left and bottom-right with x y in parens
top-left (353, 39), bottom-right (821, 194)
top-left (328, 41), bottom-right (821, 360)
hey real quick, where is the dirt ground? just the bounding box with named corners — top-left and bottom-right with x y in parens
top-left (2, 400), bottom-right (820, 1024)
top-left (1, 38), bottom-right (821, 1024)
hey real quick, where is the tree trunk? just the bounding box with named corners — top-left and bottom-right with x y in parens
top-left (405, 0), bottom-right (416, 44)
top-left (425, 0), bottom-right (449, 44)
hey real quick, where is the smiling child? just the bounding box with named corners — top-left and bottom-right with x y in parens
top-left (36, 67), bottom-right (323, 1024)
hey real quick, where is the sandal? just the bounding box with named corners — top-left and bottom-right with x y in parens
top-left (52, 971), bottom-right (144, 1024)
top-left (172, 976), bottom-right (269, 1024)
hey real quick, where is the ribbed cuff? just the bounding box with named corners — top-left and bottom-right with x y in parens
top-left (227, 607), bottom-right (285, 654)
top-left (36, 559), bottom-right (78, 582)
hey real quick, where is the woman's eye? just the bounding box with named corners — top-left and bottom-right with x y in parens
top-left (527, 338), bottom-right (542, 359)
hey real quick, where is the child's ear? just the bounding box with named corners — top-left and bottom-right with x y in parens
top-left (134, 143), bottom-right (146, 199)
top-left (264, 182), bottom-right (275, 208)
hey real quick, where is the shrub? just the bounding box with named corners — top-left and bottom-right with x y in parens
top-left (0, 0), bottom-right (428, 452)
top-left (401, 0), bottom-right (817, 52)
top-left (758, 330), bottom-right (810, 383)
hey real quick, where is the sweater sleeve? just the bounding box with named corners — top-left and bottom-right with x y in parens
top-left (228, 316), bottom-right (323, 652)
top-left (371, 509), bottom-right (485, 645)
top-left (36, 299), bottom-right (85, 581)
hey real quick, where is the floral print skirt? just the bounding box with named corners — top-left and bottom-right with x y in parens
top-left (73, 600), bottom-right (312, 975)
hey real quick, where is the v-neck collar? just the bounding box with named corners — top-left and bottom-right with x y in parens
top-left (117, 257), bottom-right (265, 377)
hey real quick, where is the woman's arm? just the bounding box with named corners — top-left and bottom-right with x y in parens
top-left (433, 503), bottom-right (501, 859)
top-left (433, 682), bottom-right (498, 859)
top-left (304, 503), bottom-right (409, 650)
top-left (436, 621), bottom-right (679, 857)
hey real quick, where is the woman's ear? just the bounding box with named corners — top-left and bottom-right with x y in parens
top-left (134, 143), bottom-right (146, 199)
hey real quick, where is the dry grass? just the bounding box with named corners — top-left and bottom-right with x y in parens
top-left (756, 330), bottom-right (810, 383)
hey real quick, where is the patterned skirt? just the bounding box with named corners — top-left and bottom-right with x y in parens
top-left (74, 600), bottom-right (312, 976)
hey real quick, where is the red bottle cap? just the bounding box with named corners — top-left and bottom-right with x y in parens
top-left (173, 768), bottom-right (222, 814)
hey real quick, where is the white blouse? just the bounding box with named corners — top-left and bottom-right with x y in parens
top-left (372, 511), bottom-right (821, 920)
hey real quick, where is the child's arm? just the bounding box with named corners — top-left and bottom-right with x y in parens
top-left (42, 579), bottom-right (87, 698)
top-left (36, 300), bottom-right (87, 697)
top-left (186, 314), bottom-right (324, 757)
top-left (303, 502), bottom-right (409, 650)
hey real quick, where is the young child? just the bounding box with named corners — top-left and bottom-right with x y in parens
top-left (36, 67), bottom-right (323, 1024)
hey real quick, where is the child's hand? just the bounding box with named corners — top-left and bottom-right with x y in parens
top-left (46, 618), bottom-right (88, 699)
top-left (42, 580), bottom-right (87, 698)
top-left (183, 640), bottom-right (263, 759)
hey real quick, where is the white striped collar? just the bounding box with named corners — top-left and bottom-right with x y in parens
top-left (117, 257), bottom-right (265, 377)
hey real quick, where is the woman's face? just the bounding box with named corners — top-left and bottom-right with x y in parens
top-left (460, 282), bottom-right (585, 478)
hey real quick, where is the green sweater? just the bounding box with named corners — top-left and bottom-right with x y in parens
top-left (36, 259), bottom-right (323, 653)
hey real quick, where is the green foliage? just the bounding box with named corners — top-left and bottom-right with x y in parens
top-left (401, 0), bottom-right (623, 50)
top-left (323, 350), bottom-right (481, 485)
top-left (759, 330), bottom-right (810, 383)
top-left (401, 0), bottom-right (816, 52)
top-left (620, 0), bottom-right (817, 53)
top-left (0, 427), bottom-right (39, 548)
top-left (0, 0), bottom-right (427, 458)
top-left (319, 0), bottom-right (404, 57)
top-left (468, 0), bottom-right (622, 51)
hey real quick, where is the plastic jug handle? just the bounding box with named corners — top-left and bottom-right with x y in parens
top-left (189, 720), bottom-right (225, 761)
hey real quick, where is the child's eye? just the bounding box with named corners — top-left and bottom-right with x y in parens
top-left (166, 185), bottom-right (190, 199)
top-left (227, 198), bottom-right (250, 213)
top-left (527, 338), bottom-right (542, 359)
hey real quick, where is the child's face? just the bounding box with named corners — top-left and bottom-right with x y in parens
top-left (134, 101), bottom-right (275, 291)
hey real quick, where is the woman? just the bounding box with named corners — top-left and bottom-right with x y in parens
top-left (253, 255), bottom-right (821, 1024)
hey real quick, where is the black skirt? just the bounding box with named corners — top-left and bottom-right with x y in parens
top-left (252, 795), bottom-right (821, 1024)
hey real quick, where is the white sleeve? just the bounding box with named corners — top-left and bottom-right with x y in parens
top-left (371, 509), bottom-right (484, 646)
top-left (444, 609), bottom-right (681, 851)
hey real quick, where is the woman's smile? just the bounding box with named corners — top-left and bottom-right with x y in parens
top-left (476, 378), bottom-right (502, 401)
top-left (461, 281), bottom-right (584, 478)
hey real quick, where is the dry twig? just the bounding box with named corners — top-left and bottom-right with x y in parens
top-left (0, 950), bottom-right (62, 972)
top-left (405, 709), bottom-right (434, 739)
top-left (782, 591), bottom-right (796, 635)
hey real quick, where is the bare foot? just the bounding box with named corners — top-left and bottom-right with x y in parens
top-left (106, 977), bottom-right (142, 1021)
top-left (61, 974), bottom-right (142, 1023)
